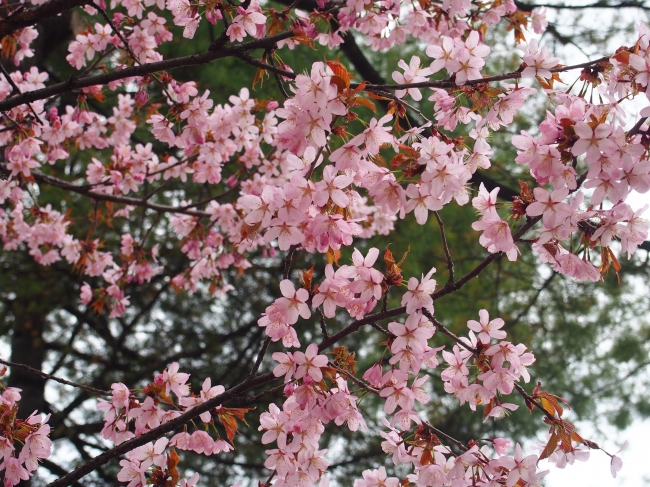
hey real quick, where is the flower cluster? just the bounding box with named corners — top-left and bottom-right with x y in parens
top-left (0, 367), bottom-right (52, 487)
top-left (98, 363), bottom-right (247, 487)
top-left (510, 87), bottom-right (649, 279)
top-left (442, 310), bottom-right (534, 419)
top-left (261, 345), bottom-right (364, 486)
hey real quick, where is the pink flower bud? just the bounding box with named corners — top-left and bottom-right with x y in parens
top-left (134, 89), bottom-right (149, 107)
top-left (266, 100), bottom-right (279, 111)
top-left (80, 282), bottom-right (93, 305)
top-left (362, 363), bottom-right (383, 388)
top-left (205, 8), bottom-right (222, 24)
top-left (226, 174), bottom-right (238, 187)
top-left (492, 437), bottom-right (510, 455)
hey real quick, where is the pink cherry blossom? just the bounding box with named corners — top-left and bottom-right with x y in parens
top-left (293, 344), bottom-right (328, 382)
top-left (467, 309), bottom-right (506, 344)
top-left (401, 267), bottom-right (436, 314)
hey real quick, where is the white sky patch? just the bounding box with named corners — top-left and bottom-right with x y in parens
top-left (538, 419), bottom-right (650, 487)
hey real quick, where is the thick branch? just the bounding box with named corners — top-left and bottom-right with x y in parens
top-left (339, 32), bottom-right (386, 85)
top-left (0, 31), bottom-right (296, 113)
top-left (354, 55), bottom-right (612, 92)
top-left (0, 0), bottom-right (89, 39)
top-left (26, 168), bottom-right (211, 217)
top-left (46, 371), bottom-right (279, 487)
top-left (514, 0), bottom-right (650, 10)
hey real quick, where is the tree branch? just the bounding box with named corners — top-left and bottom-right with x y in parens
top-left (24, 167), bottom-right (212, 217)
top-left (0, 358), bottom-right (111, 396)
top-left (0, 60), bottom-right (43, 123)
top-left (45, 370), bottom-right (280, 487)
top-left (0, 0), bottom-right (90, 39)
top-left (433, 211), bottom-right (455, 285)
top-left (0, 31), bottom-right (296, 113)
top-left (514, 0), bottom-right (650, 11)
top-left (248, 337), bottom-right (271, 379)
top-left (354, 55), bottom-right (613, 92)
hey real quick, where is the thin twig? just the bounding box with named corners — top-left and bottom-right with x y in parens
top-left (305, 146), bottom-right (326, 180)
top-left (422, 311), bottom-right (479, 355)
top-left (513, 383), bottom-right (556, 421)
top-left (329, 363), bottom-right (380, 395)
top-left (142, 178), bottom-right (173, 201)
top-left (369, 321), bottom-right (393, 338)
top-left (282, 245), bottom-right (297, 280)
top-left (262, 471), bottom-right (276, 487)
top-left (228, 383), bottom-right (286, 406)
top-left (0, 60), bottom-right (43, 124)
top-left (0, 358), bottom-right (111, 396)
top-left (509, 272), bottom-right (557, 327)
top-left (628, 116), bottom-right (648, 137)
top-left (265, 48), bottom-right (290, 100)
top-left (434, 211), bottom-right (454, 285)
top-left (181, 182), bottom-right (241, 208)
top-left (355, 55), bottom-right (614, 92)
top-left (139, 212), bottom-right (163, 245)
top-left (423, 422), bottom-right (469, 452)
top-left (234, 49), bottom-right (296, 81)
top-left (316, 307), bottom-right (329, 339)
top-left (249, 337), bottom-right (272, 379)
top-left (89, 1), bottom-right (138, 64)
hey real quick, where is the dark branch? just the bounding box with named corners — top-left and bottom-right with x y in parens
top-left (45, 371), bottom-right (280, 487)
top-left (24, 167), bottom-right (211, 217)
top-left (0, 358), bottom-right (111, 396)
top-left (514, 0), bottom-right (650, 11)
top-left (0, 0), bottom-right (89, 39)
top-left (0, 31), bottom-right (296, 113)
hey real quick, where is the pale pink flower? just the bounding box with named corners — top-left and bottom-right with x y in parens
top-left (117, 459), bottom-right (147, 487)
top-left (293, 344), bottom-right (328, 382)
top-left (111, 382), bottom-right (131, 409)
top-left (401, 268), bottom-right (436, 314)
top-left (467, 309), bottom-right (506, 344)
top-left (272, 352), bottom-right (297, 383)
top-left (3, 457), bottom-right (30, 486)
top-left (80, 282), bottom-right (93, 305)
top-left (526, 187), bottom-right (572, 228)
top-left (519, 39), bottom-right (559, 79)
top-left (354, 466), bottom-right (399, 487)
top-left (610, 441), bottom-right (628, 478)
top-left (161, 362), bottom-right (190, 398)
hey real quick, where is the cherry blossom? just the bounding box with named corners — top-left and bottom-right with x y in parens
top-left (293, 344), bottom-right (328, 382)
top-left (467, 309), bottom-right (506, 344)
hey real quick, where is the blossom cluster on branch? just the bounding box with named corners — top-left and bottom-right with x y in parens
top-left (0, 367), bottom-right (51, 487)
